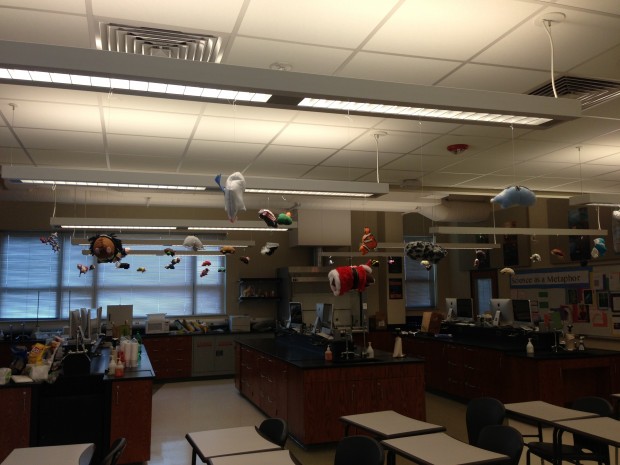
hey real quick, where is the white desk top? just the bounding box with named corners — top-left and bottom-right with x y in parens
top-left (340, 410), bottom-right (445, 438)
top-left (382, 432), bottom-right (508, 465)
top-left (554, 417), bottom-right (620, 447)
top-left (208, 449), bottom-right (299, 465)
top-left (186, 426), bottom-right (281, 462)
top-left (1, 443), bottom-right (94, 465)
top-left (505, 400), bottom-right (599, 424)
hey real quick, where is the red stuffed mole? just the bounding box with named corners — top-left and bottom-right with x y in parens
top-left (359, 227), bottom-right (378, 255)
top-left (328, 260), bottom-right (375, 296)
top-left (88, 234), bottom-right (128, 263)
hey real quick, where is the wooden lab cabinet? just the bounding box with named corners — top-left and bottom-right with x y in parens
top-left (0, 386), bottom-right (31, 462)
top-left (109, 379), bottom-right (153, 464)
top-left (143, 335), bottom-right (191, 379)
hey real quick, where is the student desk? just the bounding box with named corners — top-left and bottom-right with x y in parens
top-left (1, 443), bottom-right (94, 465)
top-left (185, 426), bottom-right (281, 465)
top-left (209, 449), bottom-right (301, 465)
top-left (340, 410), bottom-right (445, 438)
top-left (505, 400), bottom-right (599, 441)
top-left (382, 432), bottom-right (509, 465)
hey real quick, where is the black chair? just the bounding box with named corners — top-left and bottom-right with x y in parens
top-left (334, 435), bottom-right (385, 465)
top-left (466, 397), bottom-right (506, 446)
top-left (256, 418), bottom-right (288, 448)
top-left (478, 425), bottom-right (524, 465)
top-left (99, 437), bottom-right (127, 465)
top-left (525, 396), bottom-right (613, 465)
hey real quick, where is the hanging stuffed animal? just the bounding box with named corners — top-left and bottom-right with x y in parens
top-left (220, 246), bottom-right (236, 255)
top-left (40, 232), bottom-right (60, 252)
top-left (261, 242), bottom-right (279, 256)
top-left (328, 260), bottom-right (375, 296)
top-left (165, 257), bottom-right (181, 269)
top-left (215, 172), bottom-right (246, 222)
top-left (277, 212), bottom-right (293, 225)
top-left (77, 264), bottom-right (95, 276)
top-left (530, 253), bottom-right (541, 263)
top-left (490, 186), bottom-right (536, 209)
top-left (183, 236), bottom-right (203, 251)
top-left (500, 267), bottom-right (515, 275)
top-left (258, 209), bottom-right (278, 228)
top-left (405, 241), bottom-right (447, 269)
top-left (591, 237), bottom-right (607, 258)
top-left (359, 227), bottom-right (378, 255)
top-left (473, 249), bottom-right (486, 268)
top-left (88, 234), bottom-right (127, 264)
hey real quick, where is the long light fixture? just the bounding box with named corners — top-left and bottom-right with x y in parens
top-left (568, 193), bottom-right (620, 207)
top-left (51, 217), bottom-right (295, 231)
top-left (70, 237), bottom-right (255, 247)
top-left (0, 41), bottom-right (581, 128)
top-left (2, 165), bottom-right (388, 198)
top-left (430, 226), bottom-right (607, 236)
top-left (376, 242), bottom-right (501, 250)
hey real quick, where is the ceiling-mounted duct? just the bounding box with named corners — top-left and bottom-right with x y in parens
top-left (97, 22), bottom-right (224, 63)
top-left (529, 76), bottom-right (620, 110)
top-left (416, 200), bottom-right (490, 223)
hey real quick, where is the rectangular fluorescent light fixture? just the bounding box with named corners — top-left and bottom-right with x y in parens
top-left (0, 41), bottom-right (581, 129)
top-left (430, 226), bottom-right (607, 236)
top-left (3, 166), bottom-right (388, 198)
top-left (51, 217), bottom-right (296, 231)
top-left (568, 193), bottom-right (620, 207)
top-left (71, 237), bottom-right (255, 247)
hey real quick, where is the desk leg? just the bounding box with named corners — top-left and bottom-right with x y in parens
top-left (387, 450), bottom-right (395, 465)
top-left (344, 424), bottom-right (350, 436)
top-left (192, 450), bottom-right (196, 465)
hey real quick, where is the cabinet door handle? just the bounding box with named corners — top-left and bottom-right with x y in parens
top-left (23, 391), bottom-right (27, 411)
top-left (116, 385), bottom-right (120, 405)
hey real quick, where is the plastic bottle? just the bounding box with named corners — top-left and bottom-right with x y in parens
top-left (578, 336), bottom-right (586, 351)
top-left (115, 358), bottom-right (125, 377)
top-left (108, 356), bottom-right (117, 376)
top-left (366, 342), bottom-right (374, 358)
top-left (324, 345), bottom-right (333, 361)
top-left (526, 338), bottom-right (534, 356)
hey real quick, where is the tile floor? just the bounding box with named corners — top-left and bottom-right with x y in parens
top-left (147, 378), bottom-right (546, 465)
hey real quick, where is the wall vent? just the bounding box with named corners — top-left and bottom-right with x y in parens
top-left (97, 23), bottom-right (224, 63)
top-left (529, 76), bottom-right (620, 109)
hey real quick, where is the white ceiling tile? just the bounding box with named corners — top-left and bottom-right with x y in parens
top-left (273, 123), bottom-right (366, 149)
top-left (226, 37), bottom-right (352, 74)
top-left (92, 0), bottom-right (245, 32)
top-left (589, 152), bottom-right (620, 165)
top-left (492, 161), bottom-right (575, 177)
top-left (108, 154), bottom-right (181, 172)
top-left (556, 0), bottom-right (620, 15)
top-left (442, 157), bottom-right (523, 175)
top-left (523, 118), bottom-right (620, 144)
top-left (345, 130), bottom-right (435, 153)
top-left (381, 154), bottom-right (456, 172)
top-left (356, 169), bottom-right (423, 183)
top-left (185, 139), bottom-right (265, 162)
top-left (243, 162), bottom-right (313, 178)
top-left (0, 1), bottom-right (86, 13)
top-left (476, 7), bottom-right (620, 71)
top-left (105, 108), bottom-right (198, 138)
top-left (438, 64), bottom-right (550, 93)
top-left (203, 103), bottom-right (298, 122)
top-left (422, 172), bottom-right (491, 188)
top-left (194, 117), bottom-right (286, 144)
top-left (0, 9), bottom-right (90, 47)
top-left (291, 111), bottom-right (383, 128)
top-left (107, 134), bottom-right (188, 157)
top-left (257, 145), bottom-right (334, 164)
top-left (321, 149), bottom-right (401, 169)
top-left (570, 44), bottom-right (620, 80)
top-left (419, 134), bottom-right (506, 157)
top-left (17, 128), bottom-right (104, 151)
top-left (178, 158), bottom-right (251, 175)
top-left (239, 0), bottom-right (398, 48)
top-left (550, 163), bottom-right (620, 178)
top-left (4, 101), bottom-right (101, 132)
top-left (374, 119), bottom-right (459, 134)
top-left (339, 53), bottom-right (459, 85)
top-left (535, 145), bottom-right (620, 163)
top-left (583, 129), bottom-right (620, 147)
top-left (365, 0), bottom-right (541, 60)
top-left (28, 149), bottom-right (108, 168)
top-left (304, 165), bottom-right (373, 181)
top-left (0, 146), bottom-right (30, 164)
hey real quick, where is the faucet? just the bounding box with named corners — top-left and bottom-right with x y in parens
top-left (551, 329), bottom-right (564, 352)
top-left (340, 328), bottom-right (356, 360)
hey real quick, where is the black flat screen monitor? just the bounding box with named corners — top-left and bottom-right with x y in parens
top-left (446, 297), bottom-right (474, 321)
top-left (512, 299), bottom-right (532, 324)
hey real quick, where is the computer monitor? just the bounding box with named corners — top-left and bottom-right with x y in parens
top-left (445, 298), bottom-right (474, 321)
top-left (512, 299), bottom-right (532, 325)
top-left (489, 298), bottom-right (513, 326)
top-left (316, 303), bottom-right (334, 334)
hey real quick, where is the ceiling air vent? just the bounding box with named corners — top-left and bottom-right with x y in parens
top-left (529, 76), bottom-right (620, 109)
top-left (97, 23), bottom-right (224, 63)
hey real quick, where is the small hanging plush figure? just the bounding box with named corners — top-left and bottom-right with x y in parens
top-left (258, 209), bottom-right (278, 228)
top-left (261, 242), bottom-right (279, 256)
top-left (137, 267), bottom-right (146, 273)
top-left (473, 249), bottom-right (486, 268)
top-left (220, 246), bottom-right (236, 255)
top-left (183, 236), bottom-right (203, 251)
top-left (164, 248), bottom-right (175, 256)
top-left (200, 268), bottom-right (209, 277)
top-left (551, 248), bottom-right (565, 258)
top-left (40, 232), bottom-right (60, 252)
top-left (88, 234), bottom-right (128, 264)
top-left (530, 253), bottom-right (541, 263)
top-left (115, 262), bottom-right (130, 270)
top-left (165, 257), bottom-right (181, 269)
top-left (215, 172), bottom-right (246, 222)
top-left (359, 227), bottom-right (378, 255)
top-left (277, 212), bottom-right (293, 225)
top-left (77, 264), bottom-right (90, 276)
top-left (591, 237), bottom-right (607, 258)
top-left (201, 260), bottom-right (212, 267)
top-left (240, 256), bottom-right (250, 264)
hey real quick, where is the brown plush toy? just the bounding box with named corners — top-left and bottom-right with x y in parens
top-left (88, 234), bottom-right (127, 263)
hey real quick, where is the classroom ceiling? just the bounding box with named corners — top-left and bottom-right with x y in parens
top-left (1, 0), bottom-right (620, 215)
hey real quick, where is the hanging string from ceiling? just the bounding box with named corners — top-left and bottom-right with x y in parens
top-left (542, 17), bottom-right (562, 98)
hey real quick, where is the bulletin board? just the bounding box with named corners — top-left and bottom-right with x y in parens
top-left (509, 266), bottom-right (617, 338)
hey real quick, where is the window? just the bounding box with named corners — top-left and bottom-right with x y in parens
top-left (0, 232), bottom-right (226, 319)
top-left (404, 236), bottom-right (437, 309)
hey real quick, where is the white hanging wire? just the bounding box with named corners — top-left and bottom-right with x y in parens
top-left (543, 20), bottom-right (559, 98)
top-left (9, 103), bottom-right (16, 166)
top-left (374, 132), bottom-right (381, 183)
top-left (577, 145), bottom-right (583, 194)
top-left (492, 204), bottom-right (497, 244)
top-left (511, 124), bottom-right (516, 185)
